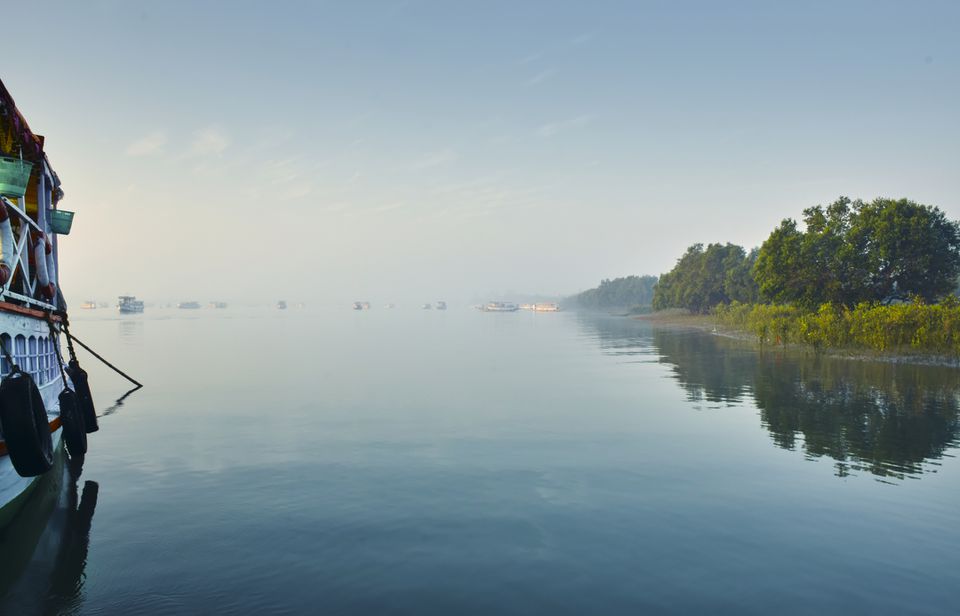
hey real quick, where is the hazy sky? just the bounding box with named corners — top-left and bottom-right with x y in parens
top-left (4, 0), bottom-right (959, 305)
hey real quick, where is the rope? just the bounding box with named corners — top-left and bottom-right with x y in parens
top-left (63, 318), bottom-right (78, 363)
top-left (46, 318), bottom-right (70, 388)
top-left (61, 320), bottom-right (142, 389)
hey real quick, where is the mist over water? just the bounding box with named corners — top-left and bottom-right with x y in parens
top-left (1, 2), bottom-right (959, 614)
top-left (2, 309), bottom-right (958, 614)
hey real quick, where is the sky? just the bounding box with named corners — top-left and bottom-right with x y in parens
top-left (3, 0), bottom-right (959, 305)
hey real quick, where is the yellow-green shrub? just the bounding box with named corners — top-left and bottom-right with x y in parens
top-left (714, 298), bottom-right (960, 356)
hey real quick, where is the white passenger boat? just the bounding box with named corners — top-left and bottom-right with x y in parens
top-left (117, 295), bottom-right (143, 314)
top-left (0, 78), bottom-right (93, 528)
top-left (481, 302), bottom-right (520, 312)
top-left (533, 303), bottom-right (561, 312)
top-left (117, 296), bottom-right (144, 314)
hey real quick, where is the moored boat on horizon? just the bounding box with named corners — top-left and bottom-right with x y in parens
top-left (117, 296), bottom-right (144, 314)
top-left (481, 301), bottom-right (520, 312)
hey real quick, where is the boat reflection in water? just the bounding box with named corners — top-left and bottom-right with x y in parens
top-left (0, 451), bottom-right (98, 614)
top-left (579, 314), bottom-right (960, 481)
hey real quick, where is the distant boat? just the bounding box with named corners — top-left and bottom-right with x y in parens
top-left (277, 300), bottom-right (287, 310)
top-left (520, 303), bottom-right (534, 311)
top-left (384, 303), bottom-right (396, 309)
top-left (435, 301), bottom-right (447, 310)
top-left (81, 300), bottom-right (97, 309)
top-left (178, 301), bottom-right (201, 309)
top-left (533, 303), bottom-right (561, 312)
top-left (209, 302), bottom-right (228, 309)
top-left (422, 303), bottom-right (432, 310)
top-left (353, 301), bottom-right (371, 310)
top-left (118, 296), bottom-right (144, 314)
top-left (481, 301), bottom-right (519, 312)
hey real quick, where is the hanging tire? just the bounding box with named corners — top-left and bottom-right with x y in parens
top-left (0, 371), bottom-right (54, 477)
top-left (66, 360), bottom-right (98, 433)
top-left (58, 388), bottom-right (87, 456)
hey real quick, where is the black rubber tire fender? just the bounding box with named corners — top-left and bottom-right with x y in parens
top-left (66, 360), bottom-right (98, 433)
top-left (58, 388), bottom-right (87, 457)
top-left (0, 371), bottom-right (54, 477)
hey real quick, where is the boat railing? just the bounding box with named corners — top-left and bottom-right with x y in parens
top-left (0, 194), bottom-right (58, 312)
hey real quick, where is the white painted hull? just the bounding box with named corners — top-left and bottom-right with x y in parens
top-left (0, 312), bottom-right (66, 525)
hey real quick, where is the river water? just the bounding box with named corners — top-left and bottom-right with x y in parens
top-left (1, 308), bottom-right (958, 614)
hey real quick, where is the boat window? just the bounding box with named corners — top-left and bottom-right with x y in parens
top-left (28, 336), bottom-right (38, 381)
top-left (46, 337), bottom-right (56, 382)
top-left (14, 335), bottom-right (26, 372)
top-left (40, 337), bottom-right (49, 384)
top-left (50, 336), bottom-right (60, 382)
top-left (36, 337), bottom-right (45, 384)
top-left (0, 334), bottom-right (11, 376)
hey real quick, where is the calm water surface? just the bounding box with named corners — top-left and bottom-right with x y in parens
top-left (1, 308), bottom-right (959, 614)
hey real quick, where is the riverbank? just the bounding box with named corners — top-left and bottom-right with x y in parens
top-left (635, 310), bottom-right (960, 368)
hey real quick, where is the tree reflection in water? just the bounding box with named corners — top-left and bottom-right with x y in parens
top-left (580, 315), bottom-right (960, 481)
top-left (0, 452), bottom-right (98, 613)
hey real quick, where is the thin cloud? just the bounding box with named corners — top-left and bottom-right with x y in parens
top-left (279, 181), bottom-right (314, 200)
top-left (527, 68), bottom-right (559, 86)
top-left (538, 114), bottom-right (594, 138)
top-left (518, 52), bottom-right (543, 65)
top-left (572, 31), bottom-right (596, 45)
top-left (409, 148), bottom-right (458, 170)
top-left (261, 157), bottom-right (304, 186)
top-left (190, 127), bottom-right (230, 157)
top-left (373, 201), bottom-right (406, 213)
top-left (324, 202), bottom-right (351, 213)
top-left (125, 130), bottom-right (167, 157)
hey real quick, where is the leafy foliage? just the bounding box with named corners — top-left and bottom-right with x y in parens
top-left (716, 298), bottom-right (960, 356)
top-left (652, 243), bottom-right (758, 313)
top-left (573, 275), bottom-right (658, 311)
top-left (754, 197), bottom-right (960, 308)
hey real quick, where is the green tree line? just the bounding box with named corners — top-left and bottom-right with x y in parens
top-left (653, 197), bottom-right (960, 313)
top-left (652, 243), bottom-right (758, 313)
top-left (573, 275), bottom-right (658, 311)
